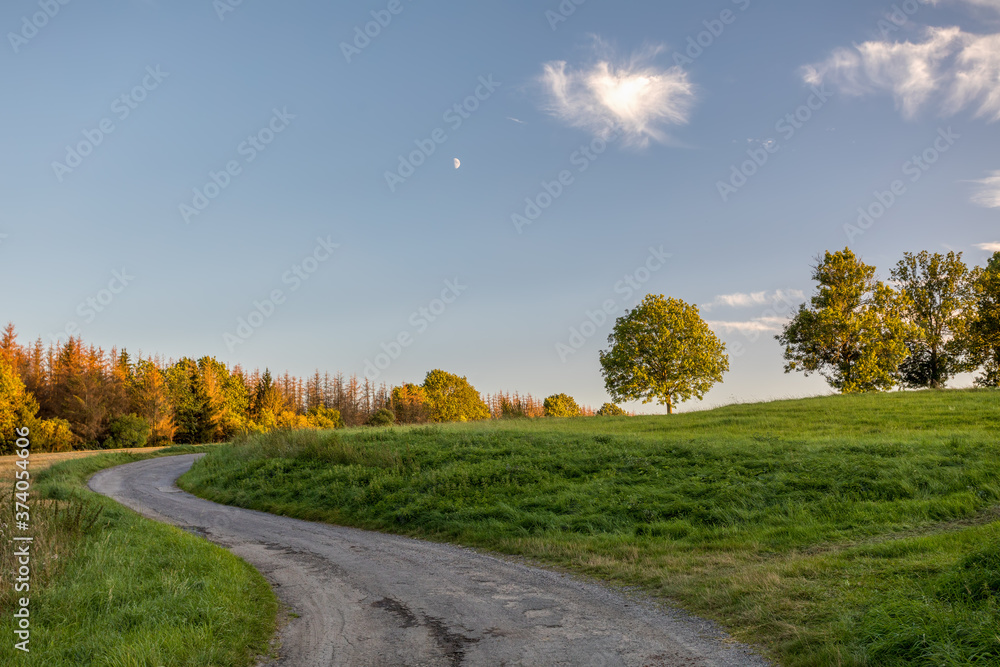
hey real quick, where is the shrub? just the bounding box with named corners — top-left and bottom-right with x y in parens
top-left (28, 417), bottom-right (76, 452)
top-left (307, 406), bottom-right (344, 429)
top-left (543, 393), bottom-right (581, 417)
top-left (276, 411), bottom-right (309, 430)
top-left (102, 414), bottom-right (152, 449)
top-left (596, 403), bottom-right (627, 417)
top-left (367, 408), bottom-right (396, 427)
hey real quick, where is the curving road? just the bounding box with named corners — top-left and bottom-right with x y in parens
top-left (89, 455), bottom-right (773, 667)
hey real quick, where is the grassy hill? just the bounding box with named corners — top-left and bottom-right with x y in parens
top-left (180, 389), bottom-right (1000, 666)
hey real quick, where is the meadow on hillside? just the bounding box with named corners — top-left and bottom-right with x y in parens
top-left (181, 389), bottom-right (1000, 666)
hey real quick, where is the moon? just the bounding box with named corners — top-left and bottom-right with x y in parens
top-left (454, 158), bottom-right (461, 169)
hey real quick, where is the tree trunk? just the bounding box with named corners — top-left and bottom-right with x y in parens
top-left (930, 346), bottom-right (941, 389)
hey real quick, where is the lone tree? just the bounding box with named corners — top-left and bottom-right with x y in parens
top-left (421, 370), bottom-right (490, 423)
top-left (891, 250), bottom-right (975, 389)
top-left (599, 294), bottom-right (728, 414)
top-left (778, 248), bottom-right (914, 393)
top-left (543, 393), bottom-right (581, 417)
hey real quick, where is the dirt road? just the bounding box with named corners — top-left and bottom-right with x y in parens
top-left (89, 454), bottom-right (772, 667)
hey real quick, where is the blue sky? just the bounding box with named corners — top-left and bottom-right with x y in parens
top-left (2, 0), bottom-right (999, 412)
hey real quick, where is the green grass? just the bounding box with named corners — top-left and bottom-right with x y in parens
top-left (0, 447), bottom-right (278, 666)
top-left (179, 389), bottom-right (1000, 666)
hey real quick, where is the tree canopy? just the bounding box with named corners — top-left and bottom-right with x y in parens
top-left (543, 393), bottom-right (581, 417)
top-left (968, 252), bottom-right (1000, 387)
top-left (778, 248), bottom-right (914, 393)
top-left (422, 370), bottom-right (490, 423)
top-left (599, 294), bottom-right (728, 414)
top-left (1, 357), bottom-right (39, 453)
top-left (891, 250), bottom-right (974, 388)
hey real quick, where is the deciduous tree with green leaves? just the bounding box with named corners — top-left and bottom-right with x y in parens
top-left (421, 370), bottom-right (490, 423)
top-left (599, 294), bottom-right (728, 414)
top-left (778, 248), bottom-right (914, 393)
top-left (890, 250), bottom-right (975, 389)
top-left (967, 251), bottom-right (1000, 387)
top-left (543, 393), bottom-right (581, 417)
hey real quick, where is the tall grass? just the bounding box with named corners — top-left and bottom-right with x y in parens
top-left (0, 493), bottom-right (104, 614)
top-left (180, 389), bottom-right (1000, 665)
top-left (0, 448), bottom-right (278, 666)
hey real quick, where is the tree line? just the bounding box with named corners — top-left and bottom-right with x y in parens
top-left (0, 324), bottom-right (605, 454)
top-left (778, 249), bottom-right (1000, 393)
top-left (589, 250), bottom-right (1000, 415)
top-left (587, 249), bottom-right (1000, 416)
top-left (13, 246), bottom-right (970, 452)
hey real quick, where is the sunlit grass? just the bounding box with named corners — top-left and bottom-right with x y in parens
top-left (181, 389), bottom-right (1000, 665)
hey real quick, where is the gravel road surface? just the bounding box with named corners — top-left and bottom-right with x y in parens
top-left (89, 454), bottom-right (773, 667)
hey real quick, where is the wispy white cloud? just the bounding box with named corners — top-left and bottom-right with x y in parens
top-left (701, 289), bottom-right (805, 312)
top-left (707, 317), bottom-right (790, 334)
top-left (963, 0), bottom-right (1000, 8)
top-left (971, 170), bottom-right (1000, 207)
top-left (930, 0), bottom-right (1000, 11)
top-left (540, 40), bottom-right (696, 147)
top-left (976, 242), bottom-right (1000, 251)
top-left (802, 26), bottom-right (1000, 121)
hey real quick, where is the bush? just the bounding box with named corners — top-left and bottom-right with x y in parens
top-left (307, 406), bottom-right (344, 429)
top-left (276, 411), bottom-right (309, 430)
top-left (543, 393), bottom-right (581, 417)
top-left (28, 417), bottom-right (76, 452)
top-left (102, 414), bottom-right (152, 449)
top-left (596, 403), bottom-right (627, 417)
top-left (367, 408), bottom-right (396, 427)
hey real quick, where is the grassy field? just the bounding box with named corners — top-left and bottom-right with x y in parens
top-left (0, 447), bottom-right (278, 666)
top-left (179, 389), bottom-right (1000, 666)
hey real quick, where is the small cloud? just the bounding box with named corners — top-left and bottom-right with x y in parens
top-left (971, 170), bottom-right (1000, 207)
top-left (539, 39), bottom-right (696, 147)
top-left (976, 242), bottom-right (1000, 251)
top-left (701, 289), bottom-right (804, 312)
top-left (707, 316), bottom-right (790, 334)
top-left (507, 117), bottom-right (527, 124)
top-left (703, 291), bottom-right (769, 311)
